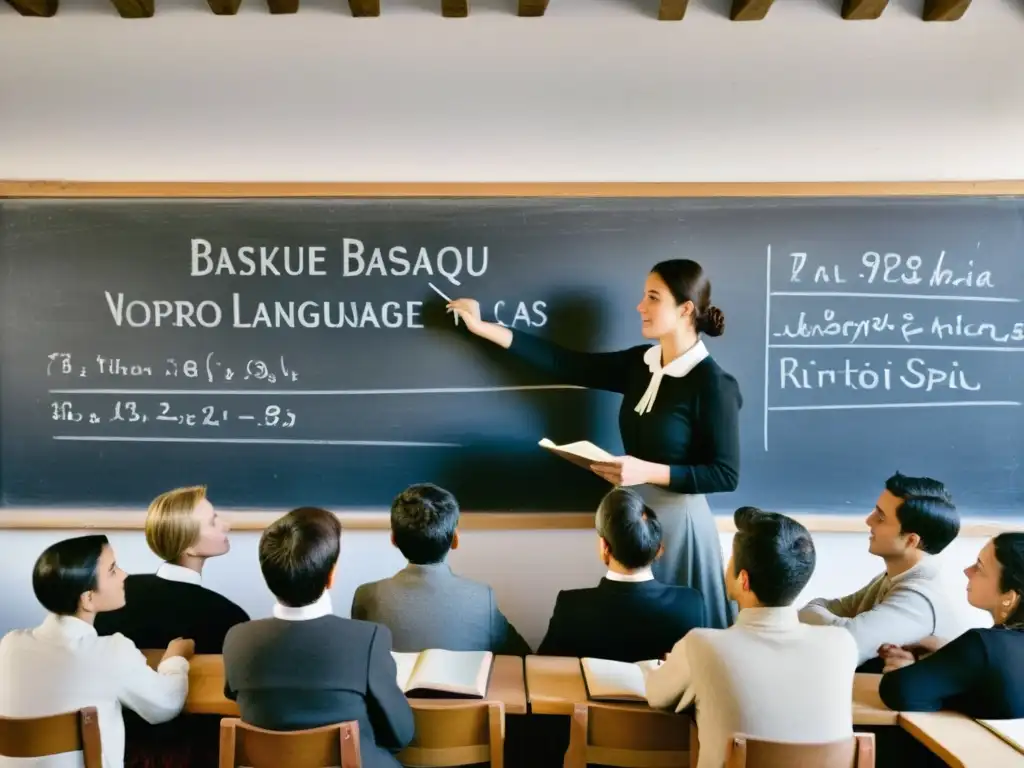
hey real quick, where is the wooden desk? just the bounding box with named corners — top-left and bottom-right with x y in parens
top-left (525, 657), bottom-right (897, 726)
top-left (144, 652), bottom-right (526, 716)
top-left (899, 712), bottom-right (1024, 768)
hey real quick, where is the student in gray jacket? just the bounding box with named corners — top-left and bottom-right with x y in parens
top-left (799, 471), bottom-right (968, 669)
top-left (352, 483), bottom-right (531, 656)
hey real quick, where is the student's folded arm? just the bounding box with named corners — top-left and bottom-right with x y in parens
top-left (113, 637), bottom-right (189, 725)
top-left (643, 636), bottom-right (693, 711)
top-left (490, 588), bottom-right (533, 656)
top-left (879, 630), bottom-right (984, 712)
top-left (821, 588), bottom-right (937, 666)
top-left (366, 625), bottom-right (415, 752)
top-left (799, 581), bottom-right (875, 624)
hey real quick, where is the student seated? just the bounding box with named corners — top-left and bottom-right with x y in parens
top-left (538, 488), bottom-right (705, 662)
top-left (878, 533), bottom-right (1024, 718)
top-left (644, 507), bottom-right (857, 768)
top-left (0, 535), bottom-right (193, 768)
top-left (798, 472), bottom-right (966, 669)
top-left (223, 507), bottom-right (414, 768)
top-left (351, 483), bottom-right (531, 655)
top-left (95, 485), bottom-right (249, 653)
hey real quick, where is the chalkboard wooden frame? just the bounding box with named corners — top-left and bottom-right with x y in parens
top-left (3, 179), bottom-right (1024, 535)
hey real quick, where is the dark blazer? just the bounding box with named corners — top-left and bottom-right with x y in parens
top-left (96, 573), bottom-right (249, 654)
top-left (223, 615), bottom-right (414, 768)
top-left (538, 577), bottom-right (707, 662)
top-left (352, 562), bottom-right (532, 655)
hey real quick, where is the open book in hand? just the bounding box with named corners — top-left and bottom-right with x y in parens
top-left (538, 438), bottom-right (616, 472)
top-left (580, 657), bottom-right (662, 703)
top-left (392, 649), bottom-right (494, 698)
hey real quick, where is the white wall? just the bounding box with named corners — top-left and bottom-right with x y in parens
top-left (1, 0), bottom-right (1019, 640)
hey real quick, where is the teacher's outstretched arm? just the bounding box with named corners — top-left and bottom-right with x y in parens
top-left (447, 297), bottom-right (634, 394)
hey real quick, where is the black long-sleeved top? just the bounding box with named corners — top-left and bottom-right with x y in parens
top-left (507, 331), bottom-right (742, 494)
top-left (879, 627), bottom-right (1024, 718)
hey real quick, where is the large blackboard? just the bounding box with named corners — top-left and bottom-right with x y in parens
top-left (2, 195), bottom-right (1023, 517)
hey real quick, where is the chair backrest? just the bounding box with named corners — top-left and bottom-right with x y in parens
top-left (399, 702), bottom-right (505, 768)
top-left (0, 707), bottom-right (102, 767)
top-left (219, 718), bottom-right (362, 768)
top-left (725, 733), bottom-right (876, 768)
top-left (563, 702), bottom-right (692, 768)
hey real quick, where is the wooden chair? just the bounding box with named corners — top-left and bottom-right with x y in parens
top-left (0, 706), bottom-right (102, 767)
top-left (219, 719), bottom-right (362, 767)
top-left (398, 702), bottom-right (505, 767)
top-left (563, 702), bottom-right (692, 768)
top-left (724, 733), bottom-right (876, 768)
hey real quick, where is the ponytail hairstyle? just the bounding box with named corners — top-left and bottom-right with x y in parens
top-left (993, 533), bottom-right (1024, 628)
top-left (650, 259), bottom-right (726, 337)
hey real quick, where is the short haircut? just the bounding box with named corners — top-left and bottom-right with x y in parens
top-left (390, 483), bottom-right (460, 565)
top-left (885, 472), bottom-right (959, 555)
top-left (145, 485), bottom-right (207, 563)
top-left (33, 535), bottom-right (109, 616)
top-left (732, 506), bottom-right (815, 607)
top-left (595, 488), bottom-right (663, 570)
top-left (259, 507), bottom-right (341, 608)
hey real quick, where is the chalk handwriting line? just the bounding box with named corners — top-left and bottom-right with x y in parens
top-left (48, 385), bottom-right (585, 396)
top-left (770, 291), bottom-right (1019, 303)
top-left (763, 244), bottom-right (771, 452)
top-left (768, 401), bottom-right (1020, 412)
top-left (769, 344), bottom-right (1024, 352)
top-left (52, 436), bottom-right (461, 447)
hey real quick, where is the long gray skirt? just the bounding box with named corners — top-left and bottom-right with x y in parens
top-left (632, 484), bottom-right (738, 629)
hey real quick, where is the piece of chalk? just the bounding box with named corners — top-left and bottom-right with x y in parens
top-left (428, 282), bottom-right (458, 326)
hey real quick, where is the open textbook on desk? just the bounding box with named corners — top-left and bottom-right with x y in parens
top-left (538, 438), bottom-right (616, 472)
top-left (580, 657), bottom-right (662, 703)
top-left (979, 719), bottom-right (1024, 755)
top-left (392, 649), bottom-right (494, 698)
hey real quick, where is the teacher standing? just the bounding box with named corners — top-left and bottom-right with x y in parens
top-left (448, 259), bottom-right (742, 629)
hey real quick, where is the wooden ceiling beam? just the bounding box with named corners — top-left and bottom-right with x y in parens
top-left (108, 0), bottom-right (153, 16)
top-left (923, 0), bottom-right (970, 19)
top-left (441, 0), bottom-right (467, 15)
top-left (3, 0), bottom-right (57, 14)
top-left (730, 0), bottom-right (772, 19)
top-left (841, 0), bottom-right (887, 18)
top-left (657, 0), bottom-right (688, 20)
top-left (206, 0), bottom-right (241, 13)
top-left (517, 0), bottom-right (547, 15)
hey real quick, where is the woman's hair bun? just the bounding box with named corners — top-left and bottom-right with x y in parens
top-left (699, 305), bottom-right (726, 337)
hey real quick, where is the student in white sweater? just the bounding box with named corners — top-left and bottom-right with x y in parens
top-left (798, 472), bottom-right (966, 669)
top-left (645, 507), bottom-right (858, 768)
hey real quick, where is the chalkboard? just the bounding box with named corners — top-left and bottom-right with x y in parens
top-left (2, 194), bottom-right (1023, 517)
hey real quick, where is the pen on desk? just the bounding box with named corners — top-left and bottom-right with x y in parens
top-left (428, 282), bottom-right (458, 326)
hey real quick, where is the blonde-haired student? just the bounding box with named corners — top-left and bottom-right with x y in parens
top-left (96, 485), bottom-right (248, 652)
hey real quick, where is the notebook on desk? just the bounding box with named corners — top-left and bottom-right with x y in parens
top-left (978, 719), bottom-right (1024, 754)
top-left (392, 649), bottom-right (494, 698)
top-left (580, 657), bottom-right (661, 703)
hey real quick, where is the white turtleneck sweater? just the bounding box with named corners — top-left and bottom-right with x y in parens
top-left (644, 606), bottom-right (858, 768)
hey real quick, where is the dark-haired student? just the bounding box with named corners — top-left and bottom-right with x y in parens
top-left (798, 472), bottom-right (968, 669)
top-left (352, 483), bottom-right (531, 655)
top-left (223, 507), bottom-right (413, 768)
top-left (538, 487), bottom-right (706, 662)
top-left (645, 508), bottom-right (857, 768)
top-left (0, 535), bottom-right (193, 768)
top-left (878, 533), bottom-right (1024, 718)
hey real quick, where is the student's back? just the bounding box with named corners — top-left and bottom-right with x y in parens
top-left (225, 506), bottom-right (413, 768)
top-left (96, 572), bottom-right (248, 654)
top-left (352, 483), bottom-right (530, 655)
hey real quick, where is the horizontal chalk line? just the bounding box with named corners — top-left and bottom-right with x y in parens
top-left (52, 436), bottom-right (460, 447)
top-left (48, 385), bottom-right (584, 396)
